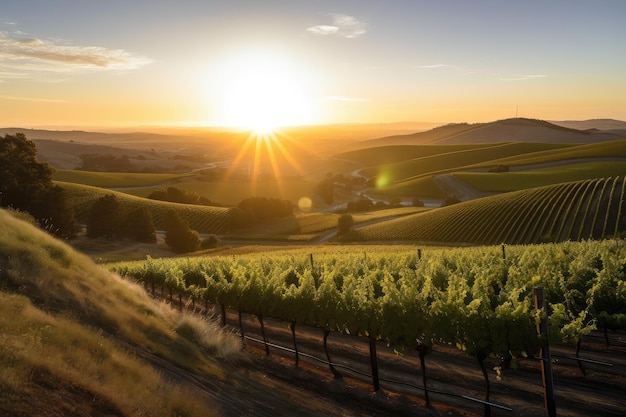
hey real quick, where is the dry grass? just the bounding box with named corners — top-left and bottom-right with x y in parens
top-left (0, 209), bottom-right (244, 416)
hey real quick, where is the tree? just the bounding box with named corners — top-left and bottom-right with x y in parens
top-left (29, 185), bottom-right (80, 239)
top-left (0, 133), bottom-right (78, 237)
top-left (121, 207), bottom-right (156, 243)
top-left (337, 213), bottom-right (354, 235)
top-left (165, 210), bottom-right (200, 253)
top-left (314, 178), bottom-right (335, 205)
top-left (86, 194), bottom-right (122, 239)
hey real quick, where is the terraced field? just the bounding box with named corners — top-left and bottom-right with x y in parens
top-left (349, 177), bottom-right (626, 245)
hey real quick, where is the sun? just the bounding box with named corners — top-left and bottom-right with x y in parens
top-left (220, 52), bottom-right (313, 133)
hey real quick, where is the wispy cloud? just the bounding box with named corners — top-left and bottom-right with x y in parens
top-left (499, 74), bottom-right (548, 81)
top-left (0, 95), bottom-right (68, 103)
top-left (322, 95), bottom-right (368, 102)
top-left (0, 28), bottom-right (152, 78)
top-left (417, 64), bottom-right (461, 70)
top-left (307, 14), bottom-right (366, 39)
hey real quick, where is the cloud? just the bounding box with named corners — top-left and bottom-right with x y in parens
top-left (0, 95), bottom-right (68, 103)
top-left (322, 95), bottom-right (368, 102)
top-left (307, 14), bottom-right (366, 39)
top-left (417, 64), bottom-right (461, 70)
top-left (499, 74), bottom-right (548, 81)
top-left (0, 29), bottom-right (152, 76)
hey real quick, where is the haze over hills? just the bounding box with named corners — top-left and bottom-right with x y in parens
top-left (354, 118), bottom-right (626, 149)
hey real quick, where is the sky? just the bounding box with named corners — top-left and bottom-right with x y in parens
top-left (1, 0), bottom-right (625, 128)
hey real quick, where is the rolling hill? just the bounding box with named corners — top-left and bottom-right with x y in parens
top-left (0, 209), bottom-right (243, 416)
top-left (354, 118), bottom-right (625, 148)
top-left (347, 177), bottom-right (625, 245)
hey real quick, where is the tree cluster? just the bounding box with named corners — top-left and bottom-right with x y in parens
top-left (86, 195), bottom-right (218, 253)
top-left (147, 186), bottom-right (219, 206)
top-left (86, 194), bottom-right (156, 243)
top-left (237, 196), bottom-right (293, 221)
top-left (79, 154), bottom-right (136, 172)
top-left (0, 133), bottom-right (79, 238)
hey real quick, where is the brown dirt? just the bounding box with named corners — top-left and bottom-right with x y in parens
top-left (125, 297), bottom-right (626, 417)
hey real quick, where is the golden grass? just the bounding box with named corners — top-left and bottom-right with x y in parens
top-left (0, 209), bottom-right (245, 416)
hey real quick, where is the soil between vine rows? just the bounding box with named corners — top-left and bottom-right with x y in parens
top-left (218, 307), bottom-right (626, 417)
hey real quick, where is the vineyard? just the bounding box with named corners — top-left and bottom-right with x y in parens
top-left (351, 177), bottom-right (626, 245)
top-left (58, 181), bottom-right (235, 233)
top-left (109, 240), bottom-right (626, 415)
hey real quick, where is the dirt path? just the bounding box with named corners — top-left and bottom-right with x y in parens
top-left (209, 308), bottom-right (626, 417)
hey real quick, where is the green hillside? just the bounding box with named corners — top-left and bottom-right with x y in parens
top-left (373, 139), bottom-right (626, 197)
top-left (349, 177), bottom-right (626, 245)
top-left (58, 181), bottom-right (235, 233)
top-left (0, 209), bottom-right (242, 416)
top-left (456, 161), bottom-right (626, 193)
top-left (359, 142), bottom-right (571, 185)
top-left (53, 169), bottom-right (190, 187)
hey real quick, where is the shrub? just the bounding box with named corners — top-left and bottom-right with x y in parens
top-left (121, 207), bottom-right (156, 243)
top-left (200, 235), bottom-right (220, 249)
top-left (165, 210), bottom-right (200, 253)
top-left (337, 213), bottom-right (354, 235)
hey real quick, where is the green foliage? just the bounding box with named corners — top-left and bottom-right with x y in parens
top-left (148, 186), bottom-right (219, 206)
top-left (237, 196), bottom-right (293, 221)
top-left (86, 194), bottom-right (123, 239)
top-left (337, 213), bottom-right (354, 235)
top-left (200, 234), bottom-right (221, 249)
top-left (164, 210), bottom-right (200, 253)
top-left (120, 207), bottom-right (157, 243)
top-left (0, 133), bottom-right (79, 238)
top-left (314, 177), bottom-right (335, 204)
top-left (109, 240), bottom-right (626, 363)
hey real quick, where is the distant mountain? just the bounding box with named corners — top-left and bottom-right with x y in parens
top-left (354, 118), bottom-right (625, 149)
top-left (550, 119), bottom-right (626, 131)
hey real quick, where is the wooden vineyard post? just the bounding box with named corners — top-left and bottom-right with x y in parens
top-left (309, 253), bottom-right (314, 269)
top-left (291, 320), bottom-right (299, 366)
top-left (369, 335), bottom-right (380, 391)
top-left (238, 309), bottom-right (245, 346)
top-left (258, 312), bottom-right (270, 355)
top-left (417, 248), bottom-right (422, 260)
top-left (220, 304), bottom-right (227, 327)
top-left (323, 328), bottom-right (342, 379)
top-left (534, 286), bottom-right (556, 417)
top-left (416, 344), bottom-right (430, 406)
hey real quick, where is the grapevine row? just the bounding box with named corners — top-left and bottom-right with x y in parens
top-left (352, 177), bottom-right (625, 244)
top-left (109, 240), bottom-right (626, 358)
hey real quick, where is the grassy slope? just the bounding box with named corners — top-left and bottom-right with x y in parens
top-left (0, 209), bottom-right (243, 417)
top-left (226, 206), bottom-right (427, 240)
top-left (377, 139), bottom-right (626, 197)
top-left (456, 161), bottom-right (626, 192)
top-left (58, 181), bottom-right (235, 233)
top-left (53, 169), bottom-right (190, 188)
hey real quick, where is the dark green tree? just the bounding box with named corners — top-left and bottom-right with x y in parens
top-left (0, 133), bottom-right (78, 237)
top-left (121, 207), bottom-right (156, 243)
top-left (337, 213), bottom-right (354, 235)
top-left (165, 210), bottom-right (200, 253)
top-left (29, 185), bottom-right (80, 239)
top-left (86, 194), bottom-right (122, 239)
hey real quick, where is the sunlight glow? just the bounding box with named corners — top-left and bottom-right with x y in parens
top-left (220, 52), bottom-right (314, 132)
